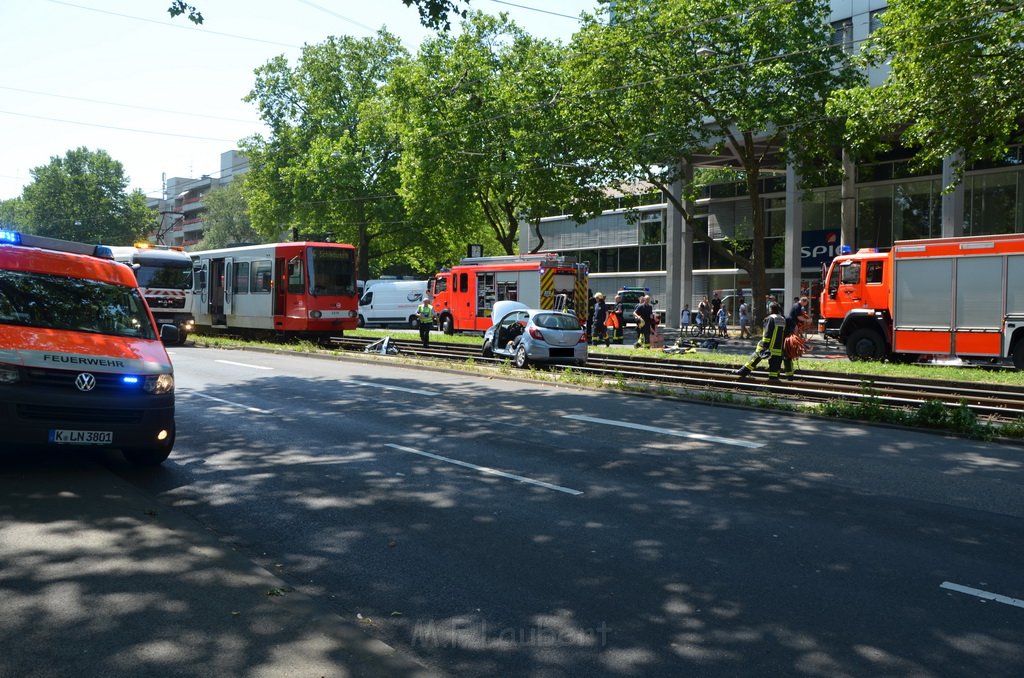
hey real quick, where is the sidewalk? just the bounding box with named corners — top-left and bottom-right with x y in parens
top-left (0, 453), bottom-right (441, 678)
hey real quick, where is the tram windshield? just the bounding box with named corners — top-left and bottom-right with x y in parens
top-left (308, 247), bottom-right (357, 296)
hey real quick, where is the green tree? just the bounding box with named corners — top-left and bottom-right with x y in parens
top-left (195, 182), bottom-right (262, 250)
top-left (241, 30), bottom-right (414, 280)
top-left (390, 12), bottom-right (601, 258)
top-left (830, 0), bottom-right (1024, 184)
top-left (21, 147), bottom-right (153, 245)
top-left (567, 0), bottom-right (860, 323)
top-left (169, 0), bottom-right (468, 30)
top-left (0, 197), bottom-right (28, 230)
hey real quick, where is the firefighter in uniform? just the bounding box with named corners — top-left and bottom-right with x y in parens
top-left (734, 301), bottom-right (792, 380)
top-left (416, 296), bottom-right (435, 347)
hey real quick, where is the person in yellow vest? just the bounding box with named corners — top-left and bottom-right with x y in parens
top-left (416, 296), bottom-right (435, 347)
top-left (734, 301), bottom-right (792, 380)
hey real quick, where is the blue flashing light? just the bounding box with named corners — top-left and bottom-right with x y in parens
top-left (93, 245), bottom-right (114, 259)
top-left (0, 229), bottom-right (22, 245)
top-left (839, 245), bottom-right (852, 255)
top-left (122, 376), bottom-right (140, 385)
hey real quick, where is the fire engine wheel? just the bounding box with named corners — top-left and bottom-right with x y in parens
top-left (514, 345), bottom-right (529, 369)
top-left (175, 331), bottom-right (189, 347)
top-left (846, 328), bottom-right (886, 361)
top-left (442, 316), bottom-right (454, 335)
top-left (1013, 341), bottom-right (1024, 370)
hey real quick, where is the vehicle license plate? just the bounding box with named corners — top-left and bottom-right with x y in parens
top-left (49, 429), bottom-right (113, 445)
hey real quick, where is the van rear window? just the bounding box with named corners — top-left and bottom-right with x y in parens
top-left (0, 270), bottom-right (156, 340)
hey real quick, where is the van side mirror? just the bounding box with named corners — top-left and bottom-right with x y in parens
top-left (160, 323), bottom-right (180, 345)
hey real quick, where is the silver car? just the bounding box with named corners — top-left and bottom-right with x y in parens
top-left (481, 301), bottom-right (588, 368)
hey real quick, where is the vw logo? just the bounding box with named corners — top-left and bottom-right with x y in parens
top-left (75, 373), bottom-right (97, 392)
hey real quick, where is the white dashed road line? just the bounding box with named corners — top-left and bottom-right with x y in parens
top-left (386, 443), bottom-right (583, 495)
top-left (940, 582), bottom-right (1024, 609)
top-left (563, 414), bottom-right (765, 449)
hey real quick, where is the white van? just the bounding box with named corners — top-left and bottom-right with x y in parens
top-left (357, 280), bottom-right (428, 328)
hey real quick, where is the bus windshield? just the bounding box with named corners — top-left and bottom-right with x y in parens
top-left (309, 247), bottom-right (356, 296)
top-left (0, 269), bottom-right (157, 340)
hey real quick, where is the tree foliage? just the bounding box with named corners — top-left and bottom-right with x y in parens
top-left (567, 0), bottom-right (860, 322)
top-left (390, 12), bottom-right (602, 258)
top-left (241, 31), bottom-right (414, 280)
top-left (168, 0), bottom-right (469, 30)
top-left (20, 147), bottom-right (153, 245)
top-left (195, 182), bottom-right (263, 250)
top-left (0, 197), bottom-right (28, 230)
top-left (830, 0), bottom-right (1024, 184)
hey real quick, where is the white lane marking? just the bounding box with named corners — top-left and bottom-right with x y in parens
top-left (347, 380), bottom-right (439, 396)
top-left (563, 414), bottom-right (765, 449)
top-left (386, 443), bottom-right (583, 496)
top-left (186, 391), bottom-right (273, 414)
top-left (215, 359), bottom-right (274, 370)
top-left (940, 582), bottom-right (1024, 609)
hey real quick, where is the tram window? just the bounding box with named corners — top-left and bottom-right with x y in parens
top-left (251, 261), bottom-right (272, 293)
top-left (866, 261), bottom-right (884, 284)
top-left (234, 261), bottom-right (250, 294)
top-left (288, 257), bottom-right (304, 294)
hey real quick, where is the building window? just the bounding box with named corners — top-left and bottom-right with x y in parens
top-left (869, 9), bottom-right (886, 33)
top-left (967, 170), bottom-right (1021, 235)
top-left (832, 18), bottom-right (853, 54)
top-left (639, 211), bottom-right (663, 245)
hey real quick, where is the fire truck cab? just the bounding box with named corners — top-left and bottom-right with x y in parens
top-left (0, 230), bottom-right (178, 465)
top-left (819, 233), bottom-right (1024, 369)
top-left (429, 253), bottom-right (589, 335)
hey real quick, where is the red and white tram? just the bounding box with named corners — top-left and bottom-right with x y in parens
top-left (190, 241), bottom-right (359, 340)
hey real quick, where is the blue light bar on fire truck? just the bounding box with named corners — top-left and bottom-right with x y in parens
top-left (0, 229), bottom-right (114, 259)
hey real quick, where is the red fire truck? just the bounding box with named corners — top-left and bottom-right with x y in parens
top-left (429, 253), bottom-right (589, 334)
top-left (819, 233), bottom-right (1024, 369)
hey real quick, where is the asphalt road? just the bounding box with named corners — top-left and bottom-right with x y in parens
top-left (6, 344), bottom-right (1024, 677)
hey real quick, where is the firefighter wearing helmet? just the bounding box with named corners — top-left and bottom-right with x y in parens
top-left (734, 301), bottom-right (793, 381)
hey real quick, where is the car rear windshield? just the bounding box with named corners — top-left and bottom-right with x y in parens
top-left (534, 313), bottom-right (581, 330)
top-left (0, 269), bottom-right (157, 340)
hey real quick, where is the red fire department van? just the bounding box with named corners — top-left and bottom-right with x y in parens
top-left (1, 230), bottom-right (178, 465)
top-left (819, 233), bottom-right (1024, 369)
top-left (429, 253), bottom-right (590, 334)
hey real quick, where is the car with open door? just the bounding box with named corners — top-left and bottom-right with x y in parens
top-left (481, 301), bottom-right (588, 368)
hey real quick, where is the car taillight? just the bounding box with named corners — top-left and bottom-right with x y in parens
top-left (578, 332), bottom-right (587, 344)
top-left (529, 327), bottom-right (544, 340)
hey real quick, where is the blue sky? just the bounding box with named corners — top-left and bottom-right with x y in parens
top-left (0, 0), bottom-right (596, 201)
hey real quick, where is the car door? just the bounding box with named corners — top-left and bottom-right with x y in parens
top-left (493, 310), bottom-right (529, 357)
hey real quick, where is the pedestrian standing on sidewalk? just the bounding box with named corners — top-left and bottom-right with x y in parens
top-left (416, 296), bottom-right (435, 347)
top-left (738, 297), bottom-right (751, 339)
top-left (716, 305), bottom-right (729, 337)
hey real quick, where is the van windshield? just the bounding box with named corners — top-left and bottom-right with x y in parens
top-left (0, 269), bottom-right (157, 340)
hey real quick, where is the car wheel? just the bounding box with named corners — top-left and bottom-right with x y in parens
top-left (514, 345), bottom-right (529, 369)
top-left (409, 315), bottom-right (419, 329)
top-left (357, 315), bottom-right (365, 328)
top-left (482, 340), bottom-right (494, 358)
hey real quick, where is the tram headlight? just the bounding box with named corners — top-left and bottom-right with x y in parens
top-left (309, 310), bottom-right (323, 319)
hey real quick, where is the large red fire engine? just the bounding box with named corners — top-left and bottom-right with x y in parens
top-left (819, 233), bottom-right (1024, 369)
top-left (429, 253), bottom-right (589, 334)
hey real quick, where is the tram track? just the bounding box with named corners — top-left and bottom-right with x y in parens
top-left (330, 335), bottom-right (1024, 423)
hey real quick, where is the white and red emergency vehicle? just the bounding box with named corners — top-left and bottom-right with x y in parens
top-left (1, 229), bottom-right (178, 465)
top-left (819, 233), bottom-right (1024, 369)
top-left (429, 253), bottom-right (590, 334)
top-left (109, 243), bottom-right (194, 345)
top-left (190, 241), bottom-right (359, 340)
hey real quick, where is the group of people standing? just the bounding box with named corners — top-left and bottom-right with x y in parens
top-left (589, 292), bottom-right (626, 347)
